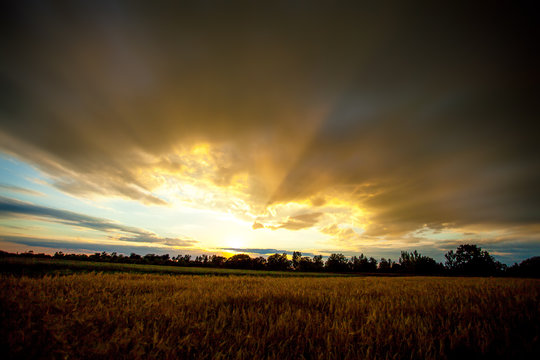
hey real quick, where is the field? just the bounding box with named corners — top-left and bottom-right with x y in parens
top-left (1, 273), bottom-right (539, 359)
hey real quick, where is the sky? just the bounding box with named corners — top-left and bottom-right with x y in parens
top-left (1, 1), bottom-right (539, 264)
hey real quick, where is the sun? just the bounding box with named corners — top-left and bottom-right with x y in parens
top-left (225, 235), bottom-right (245, 249)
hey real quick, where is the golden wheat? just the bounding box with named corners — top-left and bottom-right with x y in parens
top-left (1, 274), bottom-right (538, 359)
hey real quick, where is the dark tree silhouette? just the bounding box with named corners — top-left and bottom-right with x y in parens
top-left (313, 255), bottom-right (324, 271)
top-left (378, 258), bottom-right (395, 273)
top-left (292, 251), bottom-right (302, 270)
top-left (251, 256), bottom-right (267, 270)
top-left (210, 255), bottom-right (226, 267)
top-left (225, 254), bottom-right (253, 269)
top-left (445, 244), bottom-right (503, 275)
top-left (4, 244), bottom-right (535, 277)
top-left (298, 256), bottom-right (324, 272)
top-left (399, 250), bottom-right (443, 274)
top-left (325, 253), bottom-right (349, 272)
top-left (508, 256), bottom-right (540, 277)
top-left (267, 253), bottom-right (291, 271)
top-left (350, 254), bottom-right (377, 272)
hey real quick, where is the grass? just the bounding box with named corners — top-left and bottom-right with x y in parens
top-left (1, 273), bottom-right (539, 359)
top-left (0, 257), bottom-right (349, 277)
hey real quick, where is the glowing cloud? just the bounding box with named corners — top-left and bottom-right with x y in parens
top-left (0, 2), bottom-right (538, 262)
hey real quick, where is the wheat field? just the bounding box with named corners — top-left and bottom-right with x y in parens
top-left (1, 274), bottom-right (539, 359)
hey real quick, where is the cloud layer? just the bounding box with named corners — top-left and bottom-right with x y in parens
top-left (0, 196), bottom-right (196, 247)
top-left (1, 2), bottom-right (539, 248)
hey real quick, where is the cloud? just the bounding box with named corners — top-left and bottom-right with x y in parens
top-left (220, 248), bottom-right (317, 257)
top-left (320, 224), bottom-right (361, 244)
top-left (0, 183), bottom-right (43, 197)
top-left (0, 196), bottom-right (196, 247)
top-left (261, 212), bottom-right (324, 231)
top-left (252, 222), bottom-right (264, 230)
top-left (0, 1), bottom-right (538, 247)
top-left (0, 196), bottom-right (143, 234)
top-left (116, 234), bottom-right (196, 247)
top-left (252, 212), bottom-right (326, 231)
top-left (0, 236), bottom-right (197, 256)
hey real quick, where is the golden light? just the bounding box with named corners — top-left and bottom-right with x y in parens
top-left (224, 235), bottom-right (246, 250)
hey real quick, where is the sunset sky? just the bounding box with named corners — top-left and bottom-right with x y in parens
top-left (1, 1), bottom-right (539, 264)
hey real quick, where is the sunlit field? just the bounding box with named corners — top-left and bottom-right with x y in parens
top-left (2, 274), bottom-right (538, 359)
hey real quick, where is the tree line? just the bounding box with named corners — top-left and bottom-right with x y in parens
top-left (1, 244), bottom-right (538, 277)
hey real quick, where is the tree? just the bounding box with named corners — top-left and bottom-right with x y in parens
top-left (225, 254), bottom-right (253, 269)
top-left (298, 256), bottom-right (321, 272)
top-left (368, 257), bottom-right (378, 271)
top-left (251, 256), bottom-right (267, 270)
top-left (445, 244), bottom-right (502, 275)
top-left (199, 254), bottom-right (209, 265)
top-left (267, 253), bottom-right (291, 271)
top-left (399, 250), bottom-right (442, 274)
top-left (182, 254), bottom-right (192, 264)
top-left (89, 252), bottom-right (101, 261)
top-left (292, 251), bottom-right (302, 270)
top-left (350, 254), bottom-right (377, 272)
top-left (312, 255), bottom-right (324, 271)
top-left (210, 255), bottom-right (226, 267)
top-left (129, 253), bottom-right (142, 264)
top-left (144, 253), bottom-right (167, 264)
top-left (508, 256), bottom-right (540, 278)
top-left (173, 254), bottom-right (191, 266)
top-left (378, 258), bottom-right (395, 273)
top-left (325, 253), bottom-right (349, 272)
top-left (349, 255), bottom-right (361, 272)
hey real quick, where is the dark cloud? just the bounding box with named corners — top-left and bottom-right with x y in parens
top-left (0, 196), bottom-right (145, 234)
top-left (221, 248), bottom-right (317, 257)
top-left (117, 234), bottom-right (196, 247)
top-left (0, 236), bottom-right (196, 256)
top-left (0, 1), bottom-right (539, 240)
top-left (0, 196), bottom-right (196, 246)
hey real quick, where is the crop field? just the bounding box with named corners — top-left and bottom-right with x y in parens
top-left (1, 274), bottom-right (539, 359)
